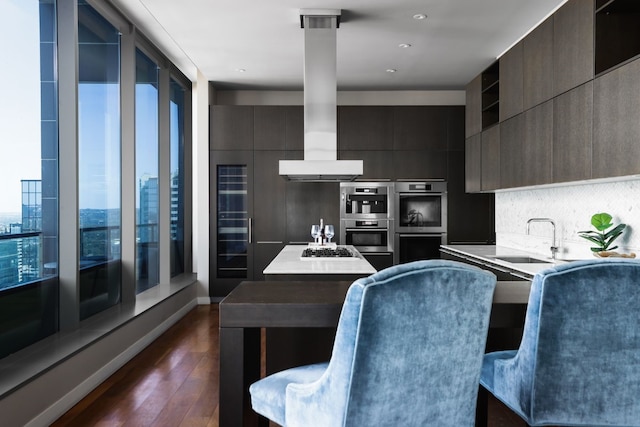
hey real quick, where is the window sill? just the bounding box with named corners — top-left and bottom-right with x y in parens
top-left (0, 273), bottom-right (197, 399)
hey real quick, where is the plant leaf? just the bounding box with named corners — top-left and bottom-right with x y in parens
top-left (591, 212), bottom-right (613, 231)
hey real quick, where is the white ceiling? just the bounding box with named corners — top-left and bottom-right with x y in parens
top-left (110, 0), bottom-right (567, 90)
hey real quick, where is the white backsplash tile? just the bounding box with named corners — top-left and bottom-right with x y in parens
top-left (495, 179), bottom-right (640, 260)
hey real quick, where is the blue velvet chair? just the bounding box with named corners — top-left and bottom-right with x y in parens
top-left (249, 260), bottom-right (497, 427)
top-left (480, 258), bottom-right (640, 427)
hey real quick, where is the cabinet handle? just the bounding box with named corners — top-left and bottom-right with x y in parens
top-left (248, 217), bottom-right (252, 244)
top-left (256, 241), bottom-right (283, 244)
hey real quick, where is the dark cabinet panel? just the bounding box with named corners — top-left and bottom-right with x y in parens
top-left (393, 106), bottom-right (448, 151)
top-left (285, 106), bottom-right (304, 151)
top-left (523, 16), bottom-right (553, 110)
top-left (465, 134), bottom-right (482, 193)
top-left (481, 125), bottom-right (501, 191)
top-left (392, 150), bottom-right (448, 180)
top-left (553, 82), bottom-right (593, 183)
top-left (448, 150), bottom-right (495, 244)
top-left (338, 106), bottom-right (393, 150)
top-left (499, 41), bottom-right (524, 121)
top-left (523, 100), bottom-right (553, 186)
top-left (553, 0), bottom-right (594, 96)
top-left (500, 115), bottom-right (524, 188)
top-left (466, 75), bottom-right (482, 138)
top-left (253, 150), bottom-right (286, 241)
top-left (210, 106), bottom-right (253, 150)
top-left (447, 106), bottom-right (466, 152)
top-left (285, 181), bottom-right (340, 244)
top-left (593, 58), bottom-right (640, 178)
top-left (254, 106), bottom-right (286, 150)
top-left (254, 242), bottom-right (285, 281)
top-left (340, 150), bottom-right (396, 181)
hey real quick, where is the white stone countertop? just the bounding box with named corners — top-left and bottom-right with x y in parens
top-left (441, 244), bottom-right (578, 276)
top-left (263, 245), bottom-right (377, 275)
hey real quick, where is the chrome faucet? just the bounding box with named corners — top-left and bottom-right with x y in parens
top-left (526, 218), bottom-right (558, 260)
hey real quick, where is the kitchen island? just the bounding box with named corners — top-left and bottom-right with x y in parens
top-left (263, 244), bottom-right (377, 281)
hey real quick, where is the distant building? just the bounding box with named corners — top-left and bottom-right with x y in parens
top-left (139, 176), bottom-right (158, 243)
top-left (21, 180), bottom-right (42, 232)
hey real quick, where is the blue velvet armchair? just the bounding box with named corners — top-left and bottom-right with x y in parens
top-left (480, 258), bottom-right (640, 427)
top-left (249, 260), bottom-right (497, 427)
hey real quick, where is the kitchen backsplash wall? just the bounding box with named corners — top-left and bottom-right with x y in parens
top-left (495, 178), bottom-right (640, 259)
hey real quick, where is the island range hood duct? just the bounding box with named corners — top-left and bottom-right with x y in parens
top-left (279, 9), bottom-right (363, 182)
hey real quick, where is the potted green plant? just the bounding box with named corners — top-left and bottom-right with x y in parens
top-left (578, 212), bottom-right (629, 256)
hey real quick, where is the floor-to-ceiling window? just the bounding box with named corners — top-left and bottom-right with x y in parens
top-left (170, 78), bottom-right (186, 277)
top-left (0, 0), bottom-right (192, 366)
top-left (135, 49), bottom-right (159, 293)
top-left (77, 2), bottom-right (121, 319)
top-left (0, 0), bottom-right (59, 358)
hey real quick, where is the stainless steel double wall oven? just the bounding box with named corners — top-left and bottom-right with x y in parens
top-left (340, 180), bottom-right (448, 268)
top-left (340, 182), bottom-right (394, 270)
top-left (393, 181), bottom-right (447, 265)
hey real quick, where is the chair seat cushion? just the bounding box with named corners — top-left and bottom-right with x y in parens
top-left (250, 362), bottom-right (328, 426)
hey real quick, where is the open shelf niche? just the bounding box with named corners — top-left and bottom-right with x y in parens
top-left (481, 61), bottom-right (499, 129)
top-left (595, 0), bottom-right (640, 75)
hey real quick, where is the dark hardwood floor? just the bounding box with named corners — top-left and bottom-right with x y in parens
top-left (52, 304), bottom-right (526, 426)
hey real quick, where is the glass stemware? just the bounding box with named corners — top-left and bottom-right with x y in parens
top-left (311, 224), bottom-right (321, 244)
top-left (324, 225), bottom-right (335, 243)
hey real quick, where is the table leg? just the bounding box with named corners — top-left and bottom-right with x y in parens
top-left (219, 327), bottom-right (262, 427)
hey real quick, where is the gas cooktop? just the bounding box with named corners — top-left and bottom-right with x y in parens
top-left (301, 247), bottom-right (355, 258)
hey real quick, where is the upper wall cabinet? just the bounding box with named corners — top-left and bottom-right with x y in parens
top-left (210, 106), bottom-right (254, 150)
top-left (553, 81), bottom-right (593, 183)
top-left (393, 106), bottom-right (448, 151)
top-left (465, 75), bottom-right (482, 138)
top-left (253, 106), bottom-right (303, 151)
top-left (338, 106), bottom-right (393, 151)
top-left (465, 134), bottom-right (482, 193)
top-left (499, 114), bottom-right (524, 189)
top-left (593, 57), bottom-right (640, 179)
top-left (553, 0), bottom-right (594, 96)
top-left (499, 41), bottom-right (523, 121)
top-left (595, 0), bottom-right (640, 75)
top-left (523, 16), bottom-right (553, 110)
top-left (522, 100), bottom-right (553, 186)
top-left (481, 125), bottom-right (501, 191)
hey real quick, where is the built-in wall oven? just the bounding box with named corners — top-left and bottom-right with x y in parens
top-left (393, 181), bottom-right (447, 265)
top-left (340, 182), bottom-right (394, 270)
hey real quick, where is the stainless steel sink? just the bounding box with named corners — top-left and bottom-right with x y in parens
top-left (493, 256), bottom-right (552, 264)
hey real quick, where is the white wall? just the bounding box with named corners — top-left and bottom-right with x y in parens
top-left (495, 178), bottom-right (640, 259)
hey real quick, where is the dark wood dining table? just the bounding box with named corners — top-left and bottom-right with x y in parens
top-left (218, 279), bottom-right (531, 427)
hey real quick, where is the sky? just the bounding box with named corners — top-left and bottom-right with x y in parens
top-left (0, 0), bottom-right (42, 213)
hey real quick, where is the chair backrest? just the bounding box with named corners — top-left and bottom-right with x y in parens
top-left (513, 259), bottom-right (640, 426)
top-left (323, 260), bottom-right (497, 427)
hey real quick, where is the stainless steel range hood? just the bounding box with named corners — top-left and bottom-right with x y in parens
top-left (279, 9), bottom-right (363, 182)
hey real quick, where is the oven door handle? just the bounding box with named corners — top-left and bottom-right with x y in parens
top-left (397, 233), bottom-right (443, 237)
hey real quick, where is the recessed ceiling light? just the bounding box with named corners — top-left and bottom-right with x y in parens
top-left (236, 68), bottom-right (246, 73)
top-left (398, 43), bottom-right (412, 48)
top-left (386, 69), bottom-right (397, 73)
top-left (413, 13), bottom-right (427, 20)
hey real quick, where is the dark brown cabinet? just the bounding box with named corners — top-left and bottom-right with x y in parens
top-left (593, 57), bottom-right (640, 179)
top-left (500, 114), bottom-right (524, 189)
top-left (392, 150), bottom-right (448, 180)
top-left (339, 150), bottom-right (395, 181)
top-left (554, 0), bottom-right (594, 95)
top-left (466, 75), bottom-right (482, 138)
top-left (553, 81), bottom-right (593, 183)
top-left (523, 16), bottom-right (553, 110)
top-left (465, 134), bottom-right (481, 193)
top-left (481, 125), bottom-right (501, 191)
top-left (393, 106), bottom-right (448, 151)
top-left (338, 106), bottom-right (393, 150)
top-left (499, 41), bottom-right (524, 121)
top-left (210, 106), bottom-right (253, 150)
top-left (522, 100), bottom-right (553, 186)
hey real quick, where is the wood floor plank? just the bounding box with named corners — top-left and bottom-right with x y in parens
top-left (52, 304), bottom-right (522, 427)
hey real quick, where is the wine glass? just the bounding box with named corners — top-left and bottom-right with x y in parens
top-left (311, 224), bottom-right (321, 244)
top-left (324, 225), bottom-right (335, 243)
